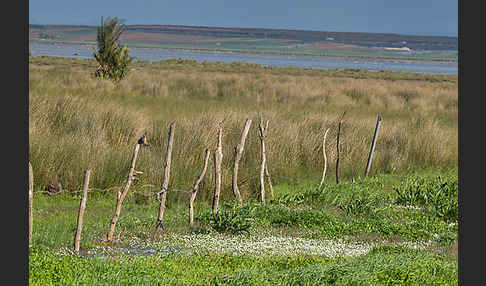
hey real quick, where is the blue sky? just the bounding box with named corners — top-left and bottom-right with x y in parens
top-left (29, 0), bottom-right (458, 36)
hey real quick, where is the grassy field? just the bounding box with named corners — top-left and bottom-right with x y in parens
top-left (29, 55), bottom-right (458, 285)
top-left (29, 170), bottom-right (458, 285)
top-left (29, 56), bottom-right (457, 199)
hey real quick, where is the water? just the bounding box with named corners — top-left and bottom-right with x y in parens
top-left (29, 41), bottom-right (457, 75)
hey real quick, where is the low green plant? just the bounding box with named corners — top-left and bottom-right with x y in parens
top-left (394, 174), bottom-right (458, 221)
top-left (262, 206), bottom-right (329, 229)
top-left (197, 202), bottom-right (254, 235)
top-left (275, 176), bottom-right (389, 217)
top-left (336, 191), bottom-right (375, 216)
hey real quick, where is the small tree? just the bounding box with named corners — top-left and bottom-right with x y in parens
top-left (93, 17), bottom-right (133, 83)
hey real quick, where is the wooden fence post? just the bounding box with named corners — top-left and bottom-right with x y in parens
top-left (212, 126), bottom-right (223, 212)
top-left (319, 128), bottom-right (330, 187)
top-left (364, 115), bottom-right (382, 177)
top-left (29, 162), bottom-right (33, 245)
top-left (336, 111), bottom-right (346, 184)
top-left (155, 122), bottom-right (175, 232)
top-left (107, 141), bottom-right (141, 241)
top-left (74, 169), bottom-right (91, 255)
top-left (258, 119), bottom-right (269, 204)
top-left (189, 148), bottom-right (211, 227)
top-left (265, 163), bottom-right (274, 202)
top-left (232, 119), bottom-right (252, 204)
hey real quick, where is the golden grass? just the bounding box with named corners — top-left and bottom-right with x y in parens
top-left (29, 56), bottom-right (458, 203)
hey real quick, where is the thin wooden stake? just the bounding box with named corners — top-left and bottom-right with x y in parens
top-left (258, 119), bottom-right (269, 204)
top-left (212, 126), bottom-right (223, 212)
top-left (365, 115), bottom-right (382, 177)
top-left (156, 122), bottom-right (175, 232)
top-left (29, 162), bottom-right (33, 245)
top-left (319, 128), bottom-right (330, 187)
top-left (232, 119), bottom-right (252, 204)
top-left (265, 163), bottom-right (274, 201)
top-left (107, 142), bottom-right (141, 241)
top-left (189, 149), bottom-right (211, 227)
top-left (74, 169), bottom-right (91, 255)
top-left (336, 111), bottom-right (346, 184)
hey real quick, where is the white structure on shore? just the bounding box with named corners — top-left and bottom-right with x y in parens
top-left (384, 47), bottom-right (411, 52)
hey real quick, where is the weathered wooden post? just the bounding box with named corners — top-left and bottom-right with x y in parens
top-left (232, 119), bottom-right (252, 204)
top-left (258, 119), bottom-right (269, 204)
top-left (107, 137), bottom-right (143, 241)
top-left (336, 111), bottom-right (346, 184)
top-left (189, 148), bottom-right (211, 227)
top-left (364, 115), bottom-right (382, 177)
top-left (212, 126), bottom-right (223, 212)
top-left (319, 128), bottom-right (330, 187)
top-left (265, 164), bottom-right (274, 201)
top-left (74, 169), bottom-right (91, 255)
top-left (29, 162), bottom-right (33, 245)
top-left (155, 123), bottom-right (175, 232)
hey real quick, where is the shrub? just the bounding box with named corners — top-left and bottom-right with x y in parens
top-left (93, 17), bottom-right (133, 83)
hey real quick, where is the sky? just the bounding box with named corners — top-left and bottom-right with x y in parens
top-left (29, 0), bottom-right (458, 37)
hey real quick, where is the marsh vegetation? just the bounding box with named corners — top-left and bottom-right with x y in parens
top-left (29, 56), bottom-right (457, 199)
top-left (29, 55), bottom-right (458, 285)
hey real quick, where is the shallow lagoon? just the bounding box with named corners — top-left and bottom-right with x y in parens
top-left (29, 41), bottom-right (457, 75)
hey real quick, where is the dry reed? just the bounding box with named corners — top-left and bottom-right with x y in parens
top-left (29, 57), bottom-right (458, 203)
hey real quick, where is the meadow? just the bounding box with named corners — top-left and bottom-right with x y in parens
top-left (29, 55), bottom-right (458, 285)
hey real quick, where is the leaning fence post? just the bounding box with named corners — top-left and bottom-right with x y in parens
top-left (263, 120), bottom-right (274, 201)
top-left (319, 128), bottom-right (330, 187)
top-left (189, 148), bottom-right (211, 228)
top-left (74, 169), bottom-right (91, 255)
top-left (155, 122), bottom-right (175, 232)
top-left (364, 115), bottom-right (382, 177)
top-left (212, 126), bottom-right (223, 212)
top-left (107, 137), bottom-right (143, 241)
top-left (336, 111), bottom-right (346, 184)
top-left (265, 163), bottom-right (274, 202)
top-left (232, 119), bottom-right (252, 205)
top-left (29, 162), bottom-right (34, 245)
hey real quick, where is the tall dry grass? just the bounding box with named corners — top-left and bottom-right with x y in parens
top-left (29, 57), bottom-right (458, 203)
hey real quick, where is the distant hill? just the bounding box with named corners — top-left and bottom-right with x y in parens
top-left (125, 25), bottom-right (458, 51)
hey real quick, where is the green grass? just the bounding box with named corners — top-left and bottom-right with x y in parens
top-left (31, 170), bottom-right (457, 246)
top-left (29, 244), bottom-right (457, 285)
top-left (394, 171), bottom-right (458, 221)
top-left (30, 171), bottom-right (458, 285)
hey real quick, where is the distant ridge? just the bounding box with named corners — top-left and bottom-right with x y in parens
top-left (127, 24), bottom-right (458, 50)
